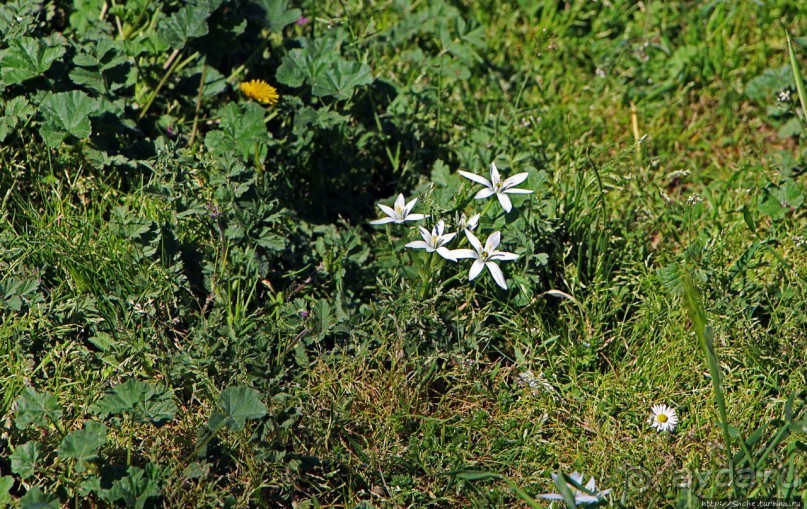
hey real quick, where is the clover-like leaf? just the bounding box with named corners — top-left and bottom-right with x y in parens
top-left (100, 464), bottom-right (164, 508)
top-left (248, 0), bottom-right (301, 32)
top-left (19, 486), bottom-right (60, 508)
top-left (312, 59), bottom-right (373, 100)
top-left (14, 388), bottom-right (63, 430)
top-left (276, 38), bottom-right (373, 100)
top-left (208, 386), bottom-right (267, 432)
top-left (157, 6), bottom-right (210, 50)
top-left (93, 379), bottom-right (177, 425)
top-left (0, 476), bottom-right (12, 506)
top-left (11, 441), bottom-right (40, 480)
top-left (39, 90), bottom-right (100, 147)
top-left (276, 39), bottom-right (336, 89)
top-left (57, 421), bottom-right (107, 472)
top-left (0, 37), bottom-right (65, 85)
top-left (70, 37), bottom-right (134, 95)
top-left (205, 102), bottom-right (269, 162)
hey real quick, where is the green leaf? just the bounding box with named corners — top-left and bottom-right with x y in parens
top-left (309, 64), bottom-right (370, 98)
top-left (93, 379), bottom-right (177, 424)
top-left (157, 6), bottom-right (210, 50)
top-left (19, 486), bottom-right (60, 509)
top-left (205, 102), bottom-right (269, 162)
top-left (745, 65), bottom-right (792, 102)
top-left (0, 96), bottom-right (34, 142)
top-left (57, 421), bottom-right (107, 472)
top-left (0, 476), bottom-right (13, 506)
top-left (99, 465), bottom-right (163, 509)
top-left (208, 386), bottom-right (267, 432)
top-left (249, 0), bottom-right (301, 32)
top-left (39, 91), bottom-right (100, 147)
top-left (11, 441), bottom-right (41, 480)
top-left (0, 37), bottom-right (65, 85)
top-left (14, 388), bottom-right (63, 429)
top-left (70, 37), bottom-right (134, 95)
top-left (277, 39), bottom-right (373, 99)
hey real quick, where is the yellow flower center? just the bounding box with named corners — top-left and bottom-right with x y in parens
top-left (395, 205), bottom-right (403, 216)
top-left (657, 414), bottom-right (668, 423)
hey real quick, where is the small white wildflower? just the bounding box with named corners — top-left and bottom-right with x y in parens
top-left (455, 212), bottom-right (480, 233)
top-left (538, 472), bottom-right (611, 505)
top-left (404, 220), bottom-right (457, 261)
top-left (370, 194), bottom-right (427, 225)
top-left (792, 235), bottom-right (806, 248)
top-left (595, 67), bottom-right (606, 78)
top-left (778, 89), bottom-right (792, 102)
top-left (458, 162), bottom-right (532, 213)
top-left (450, 231), bottom-right (518, 290)
top-left (686, 194), bottom-right (703, 206)
top-left (649, 404), bottom-right (678, 432)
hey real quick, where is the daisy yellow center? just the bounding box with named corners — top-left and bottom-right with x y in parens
top-left (657, 414), bottom-right (668, 423)
top-left (239, 80), bottom-right (279, 105)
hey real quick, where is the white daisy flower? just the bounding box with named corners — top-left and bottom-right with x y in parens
top-left (649, 404), bottom-right (678, 432)
top-left (370, 193), bottom-right (427, 225)
top-left (458, 162), bottom-right (531, 213)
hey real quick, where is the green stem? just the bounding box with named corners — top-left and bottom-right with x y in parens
top-left (139, 50), bottom-right (201, 120)
top-left (419, 252), bottom-right (437, 299)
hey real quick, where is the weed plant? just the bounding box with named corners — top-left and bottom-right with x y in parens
top-left (0, 0), bottom-right (805, 507)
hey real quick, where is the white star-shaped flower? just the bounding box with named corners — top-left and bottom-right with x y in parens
top-left (370, 194), bottom-right (427, 225)
top-left (538, 472), bottom-right (611, 505)
top-left (405, 220), bottom-right (457, 260)
top-left (450, 231), bottom-right (518, 289)
top-left (458, 162), bottom-right (531, 213)
top-left (456, 212), bottom-right (480, 233)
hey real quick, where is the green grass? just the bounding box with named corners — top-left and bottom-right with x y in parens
top-left (0, 0), bottom-right (806, 507)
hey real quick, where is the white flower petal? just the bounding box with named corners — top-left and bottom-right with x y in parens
top-left (576, 494), bottom-right (602, 504)
top-left (441, 232), bottom-right (457, 244)
top-left (448, 249), bottom-right (477, 260)
top-left (370, 217), bottom-right (395, 225)
top-left (489, 162), bottom-right (500, 184)
top-left (465, 230), bottom-right (483, 253)
top-left (458, 170), bottom-right (492, 188)
top-left (469, 259), bottom-right (485, 280)
top-left (404, 197), bottom-right (418, 216)
top-left (435, 220), bottom-right (445, 236)
top-left (474, 188), bottom-right (496, 199)
top-left (486, 262), bottom-right (507, 289)
top-left (502, 172), bottom-right (529, 188)
top-left (418, 226), bottom-right (431, 243)
top-left (405, 240), bottom-right (429, 250)
top-left (485, 231), bottom-right (501, 251)
top-left (404, 214), bottom-right (427, 221)
top-left (436, 247), bottom-right (456, 261)
top-left (503, 187), bottom-right (532, 194)
top-left (467, 213), bottom-right (480, 230)
top-left (497, 193), bottom-right (512, 212)
top-left (377, 203), bottom-right (396, 218)
top-left (394, 194), bottom-right (406, 210)
top-left (489, 251), bottom-right (518, 262)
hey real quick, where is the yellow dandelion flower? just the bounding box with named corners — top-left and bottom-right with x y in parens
top-left (239, 79), bottom-right (279, 105)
